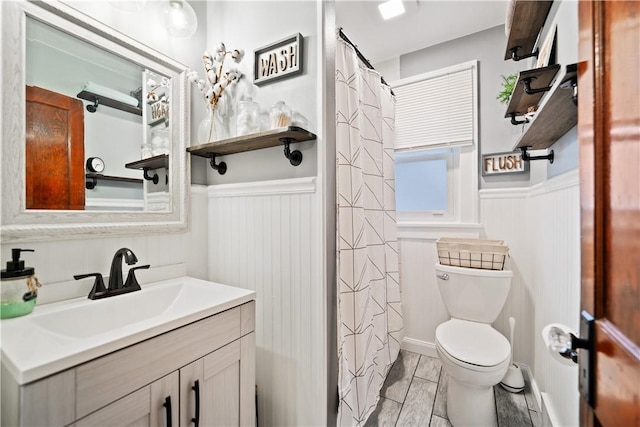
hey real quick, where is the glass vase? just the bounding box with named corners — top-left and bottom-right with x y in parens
top-left (197, 106), bottom-right (229, 144)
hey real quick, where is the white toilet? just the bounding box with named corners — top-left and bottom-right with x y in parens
top-left (434, 263), bottom-right (513, 427)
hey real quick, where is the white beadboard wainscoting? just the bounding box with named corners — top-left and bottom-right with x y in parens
top-left (398, 223), bottom-right (483, 357)
top-left (207, 177), bottom-right (327, 426)
top-left (481, 169), bottom-right (580, 427)
top-left (399, 170), bottom-right (580, 427)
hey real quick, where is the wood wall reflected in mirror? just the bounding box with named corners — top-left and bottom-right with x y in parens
top-left (26, 86), bottom-right (85, 210)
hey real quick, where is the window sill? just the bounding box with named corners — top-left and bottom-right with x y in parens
top-left (397, 222), bottom-right (483, 240)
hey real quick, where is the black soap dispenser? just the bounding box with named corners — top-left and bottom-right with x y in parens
top-left (1, 248), bottom-right (41, 319)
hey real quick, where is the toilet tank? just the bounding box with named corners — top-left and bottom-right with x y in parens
top-left (435, 263), bottom-right (512, 323)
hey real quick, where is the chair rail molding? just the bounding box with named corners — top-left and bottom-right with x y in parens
top-left (207, 177), bottom-right (316, 198)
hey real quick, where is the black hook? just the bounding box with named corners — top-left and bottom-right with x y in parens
top-left (86, 98), bottom-right (99, 113)
top-left (280, 137), bottom-right (303, 166)
top-left (510, 113), bottom-right (529, 126)
top-left (509, 46), bottom-right (539, 62)
top-left (521, 147), bottom-right (554, 163)
top-left (560, 73), bottom-right (578, 106)
top-left (521, 77), bottom-right (553, 95)
top-left (143, 168), bottom-right (159, 184)
top-left (86, 176), bottom-right (97, 189)
top-left (209, 154), bottom-right (227, 175)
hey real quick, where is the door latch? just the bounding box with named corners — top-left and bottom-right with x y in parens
top-left (572, 310), bottom-right (595, 407)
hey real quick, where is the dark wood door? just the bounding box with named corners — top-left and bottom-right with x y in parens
top-left (26, 85), bottom-right (85, 210)
top-left (578, 1), bottom-right (640, 426)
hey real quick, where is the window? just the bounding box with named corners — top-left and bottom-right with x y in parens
top-left (395, 148), bottom-right (455, 215)
top-left (392, 61), bottom-right (478, 224)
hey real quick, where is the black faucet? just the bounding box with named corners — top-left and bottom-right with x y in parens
top-left (109, 248), bottom-right (138, 291)
top-left (74, 248), bottom-right (149, 300)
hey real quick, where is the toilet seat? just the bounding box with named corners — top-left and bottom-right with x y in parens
top-left (435, 319), bottom-right (510, 369)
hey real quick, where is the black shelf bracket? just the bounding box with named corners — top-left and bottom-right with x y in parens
top-left (560, 71), bottom-right (579, 106)
top-left (77, 90), bottom-right (142, 116)
top-left (509, 46), bottom-right (539, 62)
top-left (510, 113), bottom-right (529, 126)
top-left (521, 76), bottom-right (553, 95)
top-left (87, 98), bottom-right (99, 113)
top-left (143, 168), bottom-right (159, 184)
top-left (521, 147), bottom-right (554, 163)
top-left (86, 176), bottom-right (97, 189)
top-left (280, 137), bottom-right (303, 166)
top-left (208, 154), bottom-right (227, 175)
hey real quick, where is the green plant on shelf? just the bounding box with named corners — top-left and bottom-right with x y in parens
top-left (497, 73), bottom-right (518, 105)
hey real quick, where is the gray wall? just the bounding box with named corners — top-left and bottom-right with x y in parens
top-left (539, 0), bottom-right (579, 181)
top-left (393, 0), bottom-right (579, 189)
top-left (399, 25), bottom-right (530, 189)
top-left (201, 1), bottom-right (320, 185)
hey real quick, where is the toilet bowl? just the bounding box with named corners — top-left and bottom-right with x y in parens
top-left (434, 263), bottom-right (513, 427)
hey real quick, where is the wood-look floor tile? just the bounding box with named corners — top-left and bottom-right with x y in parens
top-left (380, 350), bottom-right (420, 403)
top-left (364, 397), bottom-right (402, 427)
top-left (432, 369), bottom-right (448, 419)
top-left (495, 384), bottom-right (532, 427)
top-left (368, 354), bottom-right (536, 427)
top-left (429, 414), bottom-right (453, 427)
top-left (396, 377), bottom-right (437, 427)
top-left (415, 356), bottom-right (442, 383)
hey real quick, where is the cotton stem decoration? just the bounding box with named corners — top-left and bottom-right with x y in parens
top-left (188, 42), bottom-right (244, 142)
top-left (147, 76), bottom-right (170, 102)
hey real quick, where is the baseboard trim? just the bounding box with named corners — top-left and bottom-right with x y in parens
top-left (401, 337), bottom-right (437, 358)
top-left (530, 374), bottom-right (543, 414)
top-left (540, 392), bottom-right (561, 427)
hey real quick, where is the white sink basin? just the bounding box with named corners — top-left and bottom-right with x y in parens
top-left (1, 276), bottom-right (255, 385)
top-left (30, 282), bottom-right (185, 339)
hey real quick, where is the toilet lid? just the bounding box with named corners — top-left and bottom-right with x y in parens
top-left (436, 319), bottom-right (510, 367)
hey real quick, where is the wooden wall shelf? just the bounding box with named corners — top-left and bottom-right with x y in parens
top-left (188, 126), bottom-right (316, 157)
top-left (85, 173), bottom-right (143, 189)
top-left (85, 173), bottom-right (142, 184)
top-left (513, 63), bottom-right (577, 151)
top-left (125, 154), bottom-right (169, 171)
top-left (77, 90), bottom-right (142, 116)
top-left (504, 0), bottom-right (554, 61)
top-left (504, 64), bottom-right (561, 119)
top-left (125, 154), bottom-right (169, 184)
top-left (187, 126), bottom-right (317, 175)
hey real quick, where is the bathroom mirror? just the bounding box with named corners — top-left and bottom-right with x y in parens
top-left (1, 0), bottom-right (189, 241)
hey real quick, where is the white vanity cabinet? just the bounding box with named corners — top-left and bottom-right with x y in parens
top-left (75, 371), bottom-right (179, 427)
top-left (2, 301), bottom-right (256, 427)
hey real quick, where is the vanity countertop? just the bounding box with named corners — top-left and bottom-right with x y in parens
top-left (0, 276), bottom-right (255, 385)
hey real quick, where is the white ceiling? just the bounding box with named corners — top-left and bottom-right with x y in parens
top-left (335, 0), bottom-right (508, 64)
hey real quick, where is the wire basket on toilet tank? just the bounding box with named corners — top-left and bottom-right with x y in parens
top-left (436, 238), bottom-right (509, 270)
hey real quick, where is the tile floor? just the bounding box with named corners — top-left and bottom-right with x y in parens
top-left (365, 350), bottom-right (542, 427)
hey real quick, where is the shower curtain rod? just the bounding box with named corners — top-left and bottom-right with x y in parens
top-left (338, 28), bottom-right (395, 96)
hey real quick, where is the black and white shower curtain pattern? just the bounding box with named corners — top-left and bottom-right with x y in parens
top-left (336, 37), bottom-right (404, 427)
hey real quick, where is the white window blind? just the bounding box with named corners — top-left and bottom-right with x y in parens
top-left (393, 61), bottom-right (477, 151)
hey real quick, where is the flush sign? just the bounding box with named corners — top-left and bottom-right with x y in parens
top-left (254, 33), bottom-right (303, 86)
top-left (482, 151), bottom-right (529, 176)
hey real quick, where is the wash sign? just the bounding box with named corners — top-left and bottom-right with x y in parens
top-left (254, 33), bottom-right (303, 86)
top-left (482, 151), bottom-right (528, 176)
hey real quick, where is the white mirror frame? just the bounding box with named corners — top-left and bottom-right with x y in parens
top-left (1, 0), bottom-right (190, 242)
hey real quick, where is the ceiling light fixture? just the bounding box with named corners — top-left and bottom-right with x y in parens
top-left (163, 0), bottom-right (197, 39)
top-left (378, 0), bottom-right (405, 20)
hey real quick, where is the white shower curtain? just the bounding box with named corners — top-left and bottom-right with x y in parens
top-left (336, 37), bottom-right (404, 427)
